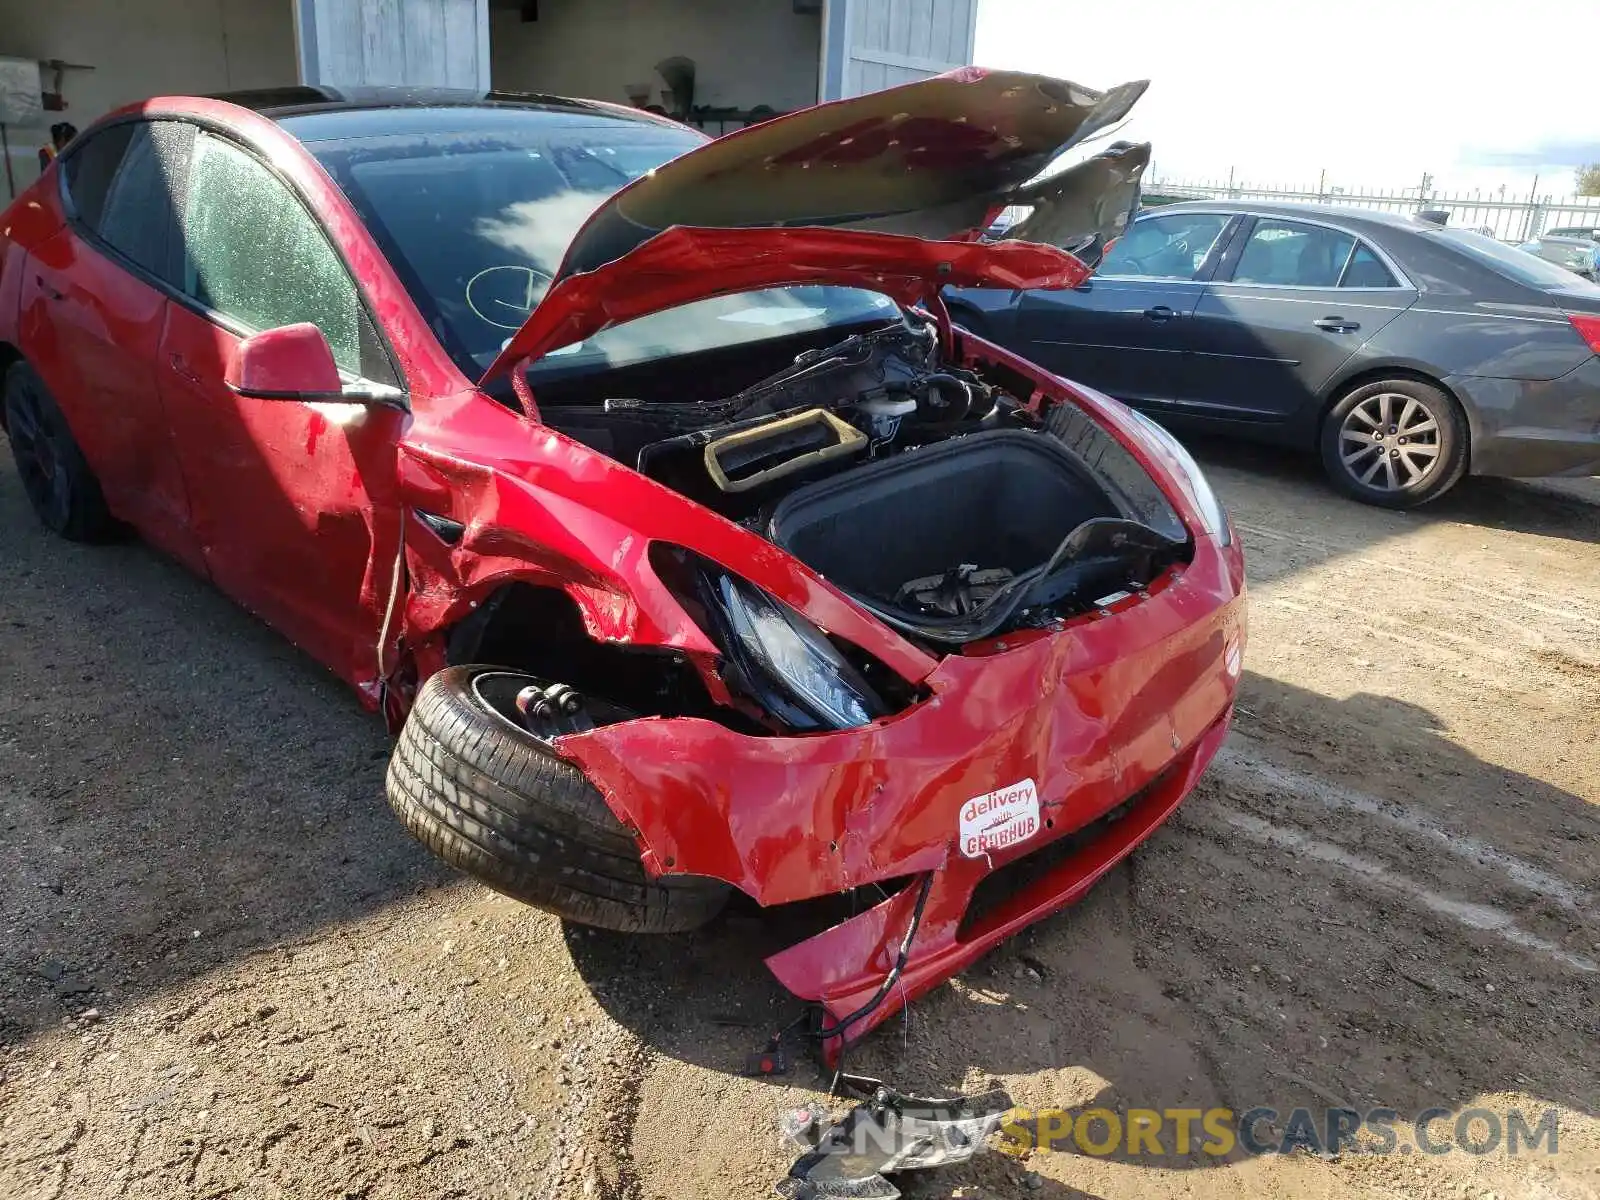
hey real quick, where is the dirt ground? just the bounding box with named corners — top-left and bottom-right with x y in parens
top-left (1, 440), bottom-right (1597, 1200)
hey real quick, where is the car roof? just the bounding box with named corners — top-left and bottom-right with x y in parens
top-left (205, 84), bottom-right (686, 141)
top-left (1145, 198), bottom-right (1431, 233)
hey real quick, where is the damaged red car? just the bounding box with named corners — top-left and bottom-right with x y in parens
top-left (0, 70), bottom-right (1246, 1058)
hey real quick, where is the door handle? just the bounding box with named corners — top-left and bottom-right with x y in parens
top-left (1314, 316), bottom-right (1361, 333)
top-left (168, 353), bottom-right (202, 385)
top-left (1144, 305), bottom-right (1179, 322)
top-left (34, 276), bottom-right (64, 302)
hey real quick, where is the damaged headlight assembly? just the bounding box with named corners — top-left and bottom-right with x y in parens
top-left (699, 571), bottom-right (888, 732)
top-left (1127, 409), bottom-right (1233, 545)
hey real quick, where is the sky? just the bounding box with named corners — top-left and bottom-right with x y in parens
top-left (973, 0), bottom-right (1600, 200)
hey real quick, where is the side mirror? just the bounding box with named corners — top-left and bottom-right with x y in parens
top-left (225, 323), bottom-right (346, 401)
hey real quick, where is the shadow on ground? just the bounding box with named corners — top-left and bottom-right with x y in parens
top-left (0, 468), bottom-right (448, 1045)
top-left (1186, 433), bottom-right (1599, 548)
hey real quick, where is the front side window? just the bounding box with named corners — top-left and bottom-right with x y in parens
top-left (1233, 219), bottom-right (1355, 287)
top-left (1099, 212), bottom-right (1231, 280)
top-left (181, 133), bottom-right (364, 371)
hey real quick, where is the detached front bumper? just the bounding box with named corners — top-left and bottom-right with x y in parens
top-left (556, 534), bottom-right (1245, 1053)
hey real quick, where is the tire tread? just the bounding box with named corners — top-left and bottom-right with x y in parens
top-left (385, 666), bottom-right (728, 933)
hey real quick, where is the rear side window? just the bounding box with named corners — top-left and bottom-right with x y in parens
top-left (1233, 219), bottom-right (1354, 287)
top-left (180, 133), bottom-right (367, 373)
top-left (61, 124), bottom-right (135, 229)
top-left (96, 122), bottom-right (193, 280)
top-left (1340, 243), bottom-right (1399, 288)
top-left (61, 120), bottom-right (192, 284)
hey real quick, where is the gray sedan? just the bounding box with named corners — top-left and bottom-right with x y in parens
top-left (948, 201), bottom-right (1600, 508)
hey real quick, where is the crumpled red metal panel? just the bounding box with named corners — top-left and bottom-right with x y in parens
top-left (553, 535), bottom-right (1245, 905)
top-left (766, 709), bottom-right (1235, 1064)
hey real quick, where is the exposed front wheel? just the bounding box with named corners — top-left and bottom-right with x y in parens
top-left (1319, 379), bottom-right (1468, 509)
top-left (386, 666), bottom-right (730, 933)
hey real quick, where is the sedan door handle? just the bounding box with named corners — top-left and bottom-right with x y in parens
top-left (168, 353), bottom-right (202, 385)
top-left (1314, 316), bottom-right (1361, 333)
top-left (35, 276), bottom-right (64, 302)
top-left (1144, 305), bottom-right (1180, 322)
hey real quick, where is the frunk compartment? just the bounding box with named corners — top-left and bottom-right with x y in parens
top-left (767, 429), bottom-right (1122, 605)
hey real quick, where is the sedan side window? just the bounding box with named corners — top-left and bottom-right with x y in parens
top-left (1098, 213), bottom-right (1230, 280)
top-left (1339, 243), bottom-right (1399, 288)
top-left (180, 133), bottom-right (363, 372)
top-left (1233, 219), bottom-right (1355, 287)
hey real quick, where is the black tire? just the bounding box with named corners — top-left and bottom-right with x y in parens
top-left (3, 361), bottom-right (118, 540)
top-left (386, 665), bottom-right (730, 933)
top-left (1319, 377), bottom-right (1468, 509)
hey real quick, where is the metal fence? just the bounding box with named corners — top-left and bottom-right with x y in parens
top-left (1144, 174), bottom-right (1600, 244)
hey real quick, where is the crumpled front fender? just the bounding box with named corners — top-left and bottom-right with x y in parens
top-left (392, 396), bottom-right (938, 689)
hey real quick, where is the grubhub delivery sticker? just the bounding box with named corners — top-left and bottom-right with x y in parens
top-left (959, 779), bottom-right (1040, 858)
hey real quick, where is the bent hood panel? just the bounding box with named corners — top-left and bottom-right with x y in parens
top-left (1007, 140), bottom-right (1150, 266)
top-left (556, 68), bottom-right (1148, 281)
top-left (481, 226), bottom-right (1091, 382)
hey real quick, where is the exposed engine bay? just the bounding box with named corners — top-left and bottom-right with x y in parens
top-left (539, 315), bottom-right (1193, 650)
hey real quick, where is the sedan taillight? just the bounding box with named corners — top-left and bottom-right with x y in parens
top-left (1568, 313), bottom-right (1600, 355)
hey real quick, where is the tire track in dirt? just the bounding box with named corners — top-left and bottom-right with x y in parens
top-left (1201, 806), bottom-right (1596, 974)
top-left (1212, 737), bottom-right (1592, 914)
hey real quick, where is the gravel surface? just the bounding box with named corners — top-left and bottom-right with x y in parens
top-left (1, 442), bottom-right (1596, 1200)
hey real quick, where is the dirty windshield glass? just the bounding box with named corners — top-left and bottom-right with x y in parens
top-left (304, 108), bottom-right (892, 376)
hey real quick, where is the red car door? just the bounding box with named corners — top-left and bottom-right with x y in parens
top-left (20, 120), bottom-right (204, 572)
top-left (155, 129), bottom-right (407, 690)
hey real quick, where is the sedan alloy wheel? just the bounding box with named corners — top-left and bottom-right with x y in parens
top-left (1339, 391), bottom-right (1442, 492)
top-left (1320, 378), bottom-right (1469, 509)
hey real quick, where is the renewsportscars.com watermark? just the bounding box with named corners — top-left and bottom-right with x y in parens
top-left (997, 1106), bottom-right (1560, 1158)
top-left (778, 1105), bottom-right (1561, 1161)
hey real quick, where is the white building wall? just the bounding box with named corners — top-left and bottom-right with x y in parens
top-left (295, 0), bottom-right (489, 90)
top-left (838, 0), bottom-right (976, 98)
top-left (490, 0), bottom-right (821, 114)
top-left (0, 0), bottom-right (296, 192)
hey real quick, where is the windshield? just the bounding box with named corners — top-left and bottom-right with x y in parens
top-left (1431, 227), bottom-right (1600, 291)
top-left (304, 108), bottom-right (893, 377)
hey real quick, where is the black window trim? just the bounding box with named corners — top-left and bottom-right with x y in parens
top-left (1212, 211), bottom-right (1415, 292)
top-left (57, 111), bottom-right (407, 404)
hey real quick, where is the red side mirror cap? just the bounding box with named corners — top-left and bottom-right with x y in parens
top-left (225, 323), bottom-right (344, 401)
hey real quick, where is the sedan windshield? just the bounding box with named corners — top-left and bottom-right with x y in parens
top-left (301, 107), bottom-right (893, 377)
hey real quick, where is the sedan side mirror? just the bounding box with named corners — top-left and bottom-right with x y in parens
top-left (225, 323), bottom-right (348, 402)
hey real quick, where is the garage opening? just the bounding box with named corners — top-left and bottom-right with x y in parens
top-left (3, 0), bottom-right (974, 201)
